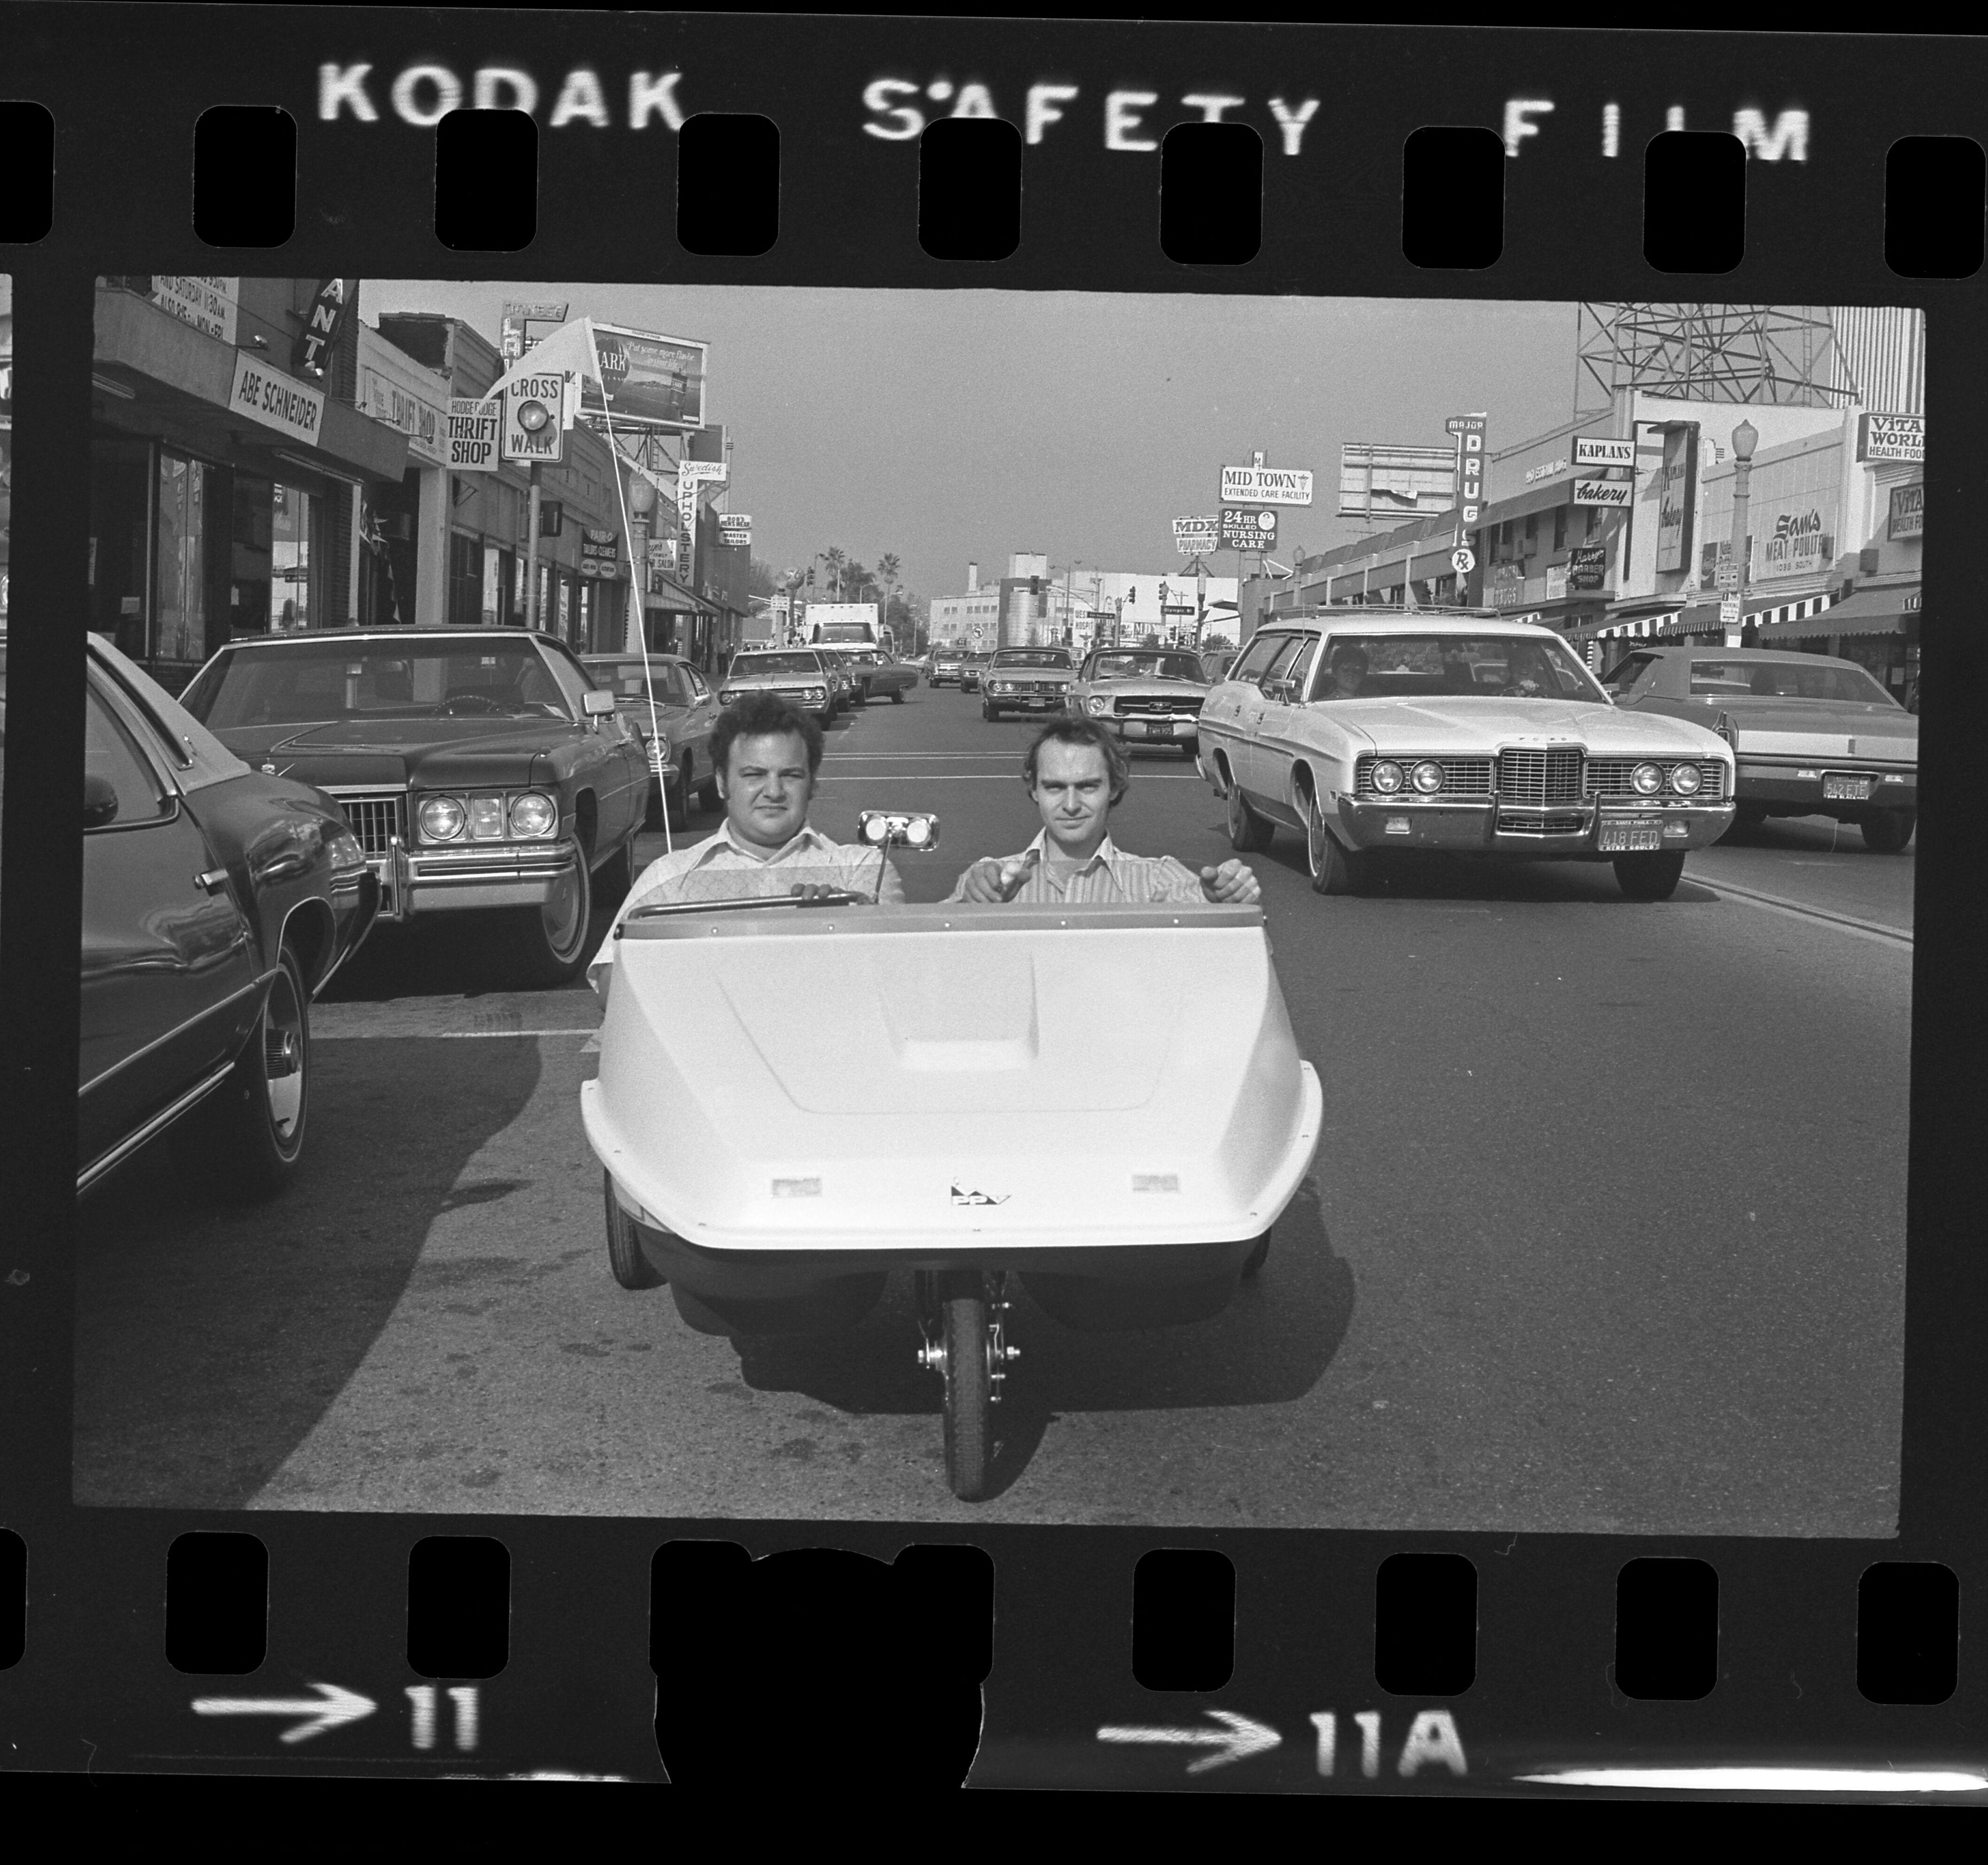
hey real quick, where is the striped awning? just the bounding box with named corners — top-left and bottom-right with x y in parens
top-left (1757, 583), bottom-right (1916, 642)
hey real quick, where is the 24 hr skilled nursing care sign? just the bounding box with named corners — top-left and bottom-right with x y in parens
top-left (230, 352), bottom-right (326, 446)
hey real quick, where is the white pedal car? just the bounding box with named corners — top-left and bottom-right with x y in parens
top-left (580, 814), bottom-right (1322, 1501)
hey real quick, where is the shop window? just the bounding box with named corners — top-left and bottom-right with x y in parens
top-left (271, 481), bottom-right (315, 631)
top-left (154, 452), bottom-right (210, 666)
top-left (447, 531), bottom-right (483, 627)
top-left (1553, 507), bottom-right (1567, 551)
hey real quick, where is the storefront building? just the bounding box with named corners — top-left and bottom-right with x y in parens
top-left (371, 312), bottom-right (629, 650)
top-left (91, 277), bottom-right (409, 690)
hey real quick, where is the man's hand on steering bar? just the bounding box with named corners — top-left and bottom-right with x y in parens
top-left (1198, 858), bottom-right (1261, 904)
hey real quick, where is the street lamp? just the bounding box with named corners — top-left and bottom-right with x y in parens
top-left (1730, 418), bottom-right (1758, 647)
top-left (625, 470), bottom-right (656, 655)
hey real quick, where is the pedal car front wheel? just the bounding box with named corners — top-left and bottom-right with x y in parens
top-left (940, 1290), bottom-right (993, 1501)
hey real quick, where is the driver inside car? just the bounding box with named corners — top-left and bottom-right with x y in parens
top-left (949, 717), bottom-right (1261, 905)
top-left (587, 692), bottom-right (904, 998)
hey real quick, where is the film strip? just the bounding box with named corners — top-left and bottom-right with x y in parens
top-left (0, 8), bottom-right (1980, 1797)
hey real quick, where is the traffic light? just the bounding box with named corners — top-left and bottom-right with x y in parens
top-left (806, 566), bottom-right (815, 587)
top-left (1029, 576), bottom-right (1040, 595)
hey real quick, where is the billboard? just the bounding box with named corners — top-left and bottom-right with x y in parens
top-left (1856, 412), bottom-right (1924, 464)
top-left (1220, 463), bottom-right (1313, 505)
top-left (1339, 444), bottom-right (1458, 521)
top-left (579, 323), bottom-right (708, 432)
top-left (1219, 506), bottom-right (1277, 551)
top-left (1174, 514), bottom-right (1218, 554)
top-left (1654, 425), bottom-right (1696, 573)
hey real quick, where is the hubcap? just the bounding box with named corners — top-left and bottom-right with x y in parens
top-left (261, 974), bottom-right (304, 1138)
top-left (541, 855), bottom-right (585, 955)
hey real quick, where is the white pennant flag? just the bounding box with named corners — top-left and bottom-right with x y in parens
top-left (483, 316), bottom-right (604, 405)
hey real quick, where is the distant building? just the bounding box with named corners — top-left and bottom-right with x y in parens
top-left (929, 556), bottom-right (1237, 654)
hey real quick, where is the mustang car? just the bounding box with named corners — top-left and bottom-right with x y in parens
top-left (583, 650), bottom-right (721, 828)
top-left (981, 647), bottom-right (1076, 720)
top-left (1067, 646), bottom-right (1210, 757)
top-left (718, 647), bottom-right (840, 723)
top-left (847, 646), bottom-right (919, 703)
top-left (78, 634), bottom-right (377, 1200)
top-left (1604, 644), bottom-right (1917, 852)
top-left (1197, 611), bottom-right (1735, 900)
top-left (178, 627), bottom-right (648, 986)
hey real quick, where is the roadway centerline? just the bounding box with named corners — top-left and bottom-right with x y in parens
top-left (1704, 877), bottom-right (1912, 950)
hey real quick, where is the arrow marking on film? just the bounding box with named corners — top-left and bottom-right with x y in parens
top-left (192, 1681), bottom-right (377, 1744)
top-left (1097, 1709), bottom-right (1282, 1774)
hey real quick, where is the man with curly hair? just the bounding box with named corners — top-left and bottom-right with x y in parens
top-left (588, 691), bottom-right (903, 996)
top-left (949, 716), bottom-right (1261, 905)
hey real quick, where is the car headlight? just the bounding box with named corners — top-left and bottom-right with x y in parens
top-left (418, 794), bottom-right (465, 841)
top-left (807, 686), bottom-right (826, 703)
top-left (719, 688), bottom-right (740, 704)
top-left (467, 794), bottom-right (507, 839)
top-left (1411, 759), bottom-right (1444, 795)
top-left (509, 792), bottom-right (559, 838)
top-left (1669, 762), bottom-right (1702, 795)
top-left (1371, 759), bottom-right (1405, 794)
top-left (1088, 695), bottom-right (1110, 715)
top-left (1632, 762), bottom-right (1665, 795)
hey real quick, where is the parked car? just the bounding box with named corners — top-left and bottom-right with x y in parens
top-left (1603, 644), bottom-right (1918, 852)
top-left (581, 650), bottom-right (721, 828)
top-left (825, 644), bottom-right (872, 705)
top-left (718, 646), bottom-right (840, 723)
top-left (929, 648), bottom-right (967, 687)
top-left (847, 646), bottom-right (919, 703)
top-left (77, 634), bottom-right (379, 1200)
top-left (1199, 648), bottom-right (1237, 683)
top-left (1067, 646), bottom-right (1210, 757)
top-left (959, 652), bottom-right (992, 695)
top-left (981, 648), bottom-right (1076, 720)
top-left (177, 627), bottom-right (649, 986)
top-left (1197, 611), bottom-right (1736, 900)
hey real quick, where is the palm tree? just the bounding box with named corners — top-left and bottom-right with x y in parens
top-left (876, 552), bottom-right (901, 639)
top-left (823, 546), bottom-right (847, 601)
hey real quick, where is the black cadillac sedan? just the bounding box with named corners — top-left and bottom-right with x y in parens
top-left (80, 634), bottom-right (378, 1200)
top-left (178, 628), bottom-right (649, 985)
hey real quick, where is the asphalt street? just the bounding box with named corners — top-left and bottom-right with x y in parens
top-left (74, 684), bottom-right (1911, 1532)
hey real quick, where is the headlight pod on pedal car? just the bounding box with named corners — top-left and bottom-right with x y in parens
top-left (1370, 759), bottom-right (1406, 794)
top-left (1667, 762), bottom-right (1703, 795)
top-left (1632, 761), bottom-right (1666, 795)
top-left (417, 790), bottom-right (559, 842)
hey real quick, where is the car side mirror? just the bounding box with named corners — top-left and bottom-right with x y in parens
top-left (84, 772), bottom-right (120, 828)
top-left (582, 689), bottom-right (617, 717)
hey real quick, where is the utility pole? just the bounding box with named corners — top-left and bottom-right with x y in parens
top-left (524, 461), bottom-right (543, 631)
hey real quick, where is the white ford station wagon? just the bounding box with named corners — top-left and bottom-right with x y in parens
top-left (1196, 610), bottom-right (1737, 901)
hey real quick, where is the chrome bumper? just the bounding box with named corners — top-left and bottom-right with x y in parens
top-left (1336, 795), bottom-right (1736, 855)
top-left (368, 835), bottom-right (580, 922)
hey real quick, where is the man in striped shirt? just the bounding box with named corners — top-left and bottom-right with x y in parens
top-left (949, 717), bottom-right (1261, 906)
top-left (589, 693), bottom-right (903, 996)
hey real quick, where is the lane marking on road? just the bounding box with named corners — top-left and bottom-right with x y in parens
top-left (313, 1027), bottom-right (599, 1040)
top-left (822, 773), bottom-right (1204, 782)
top-left (1704, 877), bottom-right (1912, 950)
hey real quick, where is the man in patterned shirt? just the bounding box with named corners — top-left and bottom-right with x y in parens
top-left (949, 716), bottom-right (1261, 905)
top-left (588, 692), bottom-right (904, 996)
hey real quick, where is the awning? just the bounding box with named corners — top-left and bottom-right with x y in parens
top-left (645, 574), bottom-right (719, 618)
top-left (1758, 583), bottom-right (1918, 642)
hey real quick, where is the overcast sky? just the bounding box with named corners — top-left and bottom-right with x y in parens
top-left (362, 281), bottom-right (1581, 600)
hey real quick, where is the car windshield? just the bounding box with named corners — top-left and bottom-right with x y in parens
top-left (583, 658), bottom-right (691, 704)
top-left (731, 651), bottom-right (822, 676)
top-left (1690, 658), bottom-right (1898, 705)
top-left (182, 638), bottom-right (573, 728)
top-left (1313, 634), bottom-right (1608, 704)
top-left (1090, 652), bottom-right (1206, 682)
top-left (994, 651), bottom-right (1071, 669)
